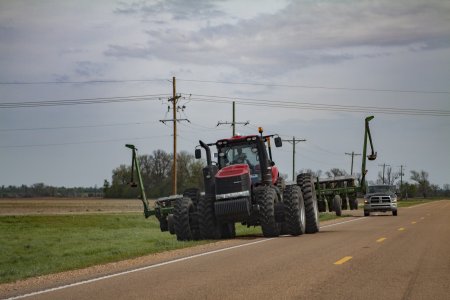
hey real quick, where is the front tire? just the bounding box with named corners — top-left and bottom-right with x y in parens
top-left (198, 195), bottom-right (221, 239)
top-left (173, 197), bottom-right (199, 241)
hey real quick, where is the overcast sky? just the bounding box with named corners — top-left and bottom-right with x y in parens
top-left (1, 0), bottom-right (449, 189)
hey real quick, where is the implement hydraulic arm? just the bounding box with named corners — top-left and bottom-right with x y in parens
top-left (360, 116), bottom-right (377, 194)
top-left (125, 144), bottom-right (153, 218)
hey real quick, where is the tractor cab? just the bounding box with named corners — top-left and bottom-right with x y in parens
top-left (216, 135), bottom-right (268, 185)
top-left (195, 130), bottom-right (282, 204)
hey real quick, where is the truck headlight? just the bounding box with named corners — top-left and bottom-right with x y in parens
top-left (391, 197), bottom-right (397, 203)
top-left (364, 199), bottom-right (369, 204)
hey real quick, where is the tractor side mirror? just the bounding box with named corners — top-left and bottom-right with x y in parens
top-left (195, 148), bottom-right (202, 159)
top-left (274, 137), bottom-right (282, 147)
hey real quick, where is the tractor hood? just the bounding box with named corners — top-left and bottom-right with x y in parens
top-left (216, 164), bottom-right (250, 179)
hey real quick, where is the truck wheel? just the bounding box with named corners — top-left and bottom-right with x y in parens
top-left (364, 210), bottom-right (370, 217)
top-left (393, 210), bottom-right (398, 216)
top-left (198, 195), bottom-right (221, 239)
top-left (174, 197), bottom-right (198, 241)
top-left (256, 186), bottom-right (280, 237)
top-left (283, 185), bottom-right (305, 236)
top-left (333, 195), bottom-right (342, 216)
top-left (300, 174), bottom-right (320, 234)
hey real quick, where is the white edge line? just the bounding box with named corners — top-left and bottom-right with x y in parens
top-left (5, 217), bottom-right (366, 300)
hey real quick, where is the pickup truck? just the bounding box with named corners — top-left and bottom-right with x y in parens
top-left (364, 185), bottom-right (398, 216)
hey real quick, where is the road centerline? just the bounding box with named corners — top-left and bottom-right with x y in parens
top-left (334, 256), bottom-right (353, 265)
top-left (376, 237), bottom-right (387, 243)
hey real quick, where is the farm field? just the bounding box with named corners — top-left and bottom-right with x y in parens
top-left (0, 198), bottom-right (143, 216)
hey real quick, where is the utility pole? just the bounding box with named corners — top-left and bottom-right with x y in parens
top-left (345, 151), bottom-right (361, 175)
top-left (217, 101), bottom-right (249, 136)
top-left (398, 165), bottom-right (406, 196)
top-left (282, 137), bottom-right (306, 181)
top-left (378, 163), bottom-right (391, 184)
top-left (159, 77), bottom-right (189, 195)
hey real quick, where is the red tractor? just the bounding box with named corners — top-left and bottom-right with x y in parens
top-left (189, 128), bottom-right (320, 239)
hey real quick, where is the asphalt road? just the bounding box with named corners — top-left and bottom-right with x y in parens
top-left (7, 200), bottom-right (450, 300)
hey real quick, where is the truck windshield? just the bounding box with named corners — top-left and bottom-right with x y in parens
top-left (368, 185), bottom-right (395, 193)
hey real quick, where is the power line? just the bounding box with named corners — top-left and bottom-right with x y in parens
top-left (183, 94), bottom-right (450, 117)
top-left (2, 77), bottom-right (448, 94)
top-left (0, 94), bottom-right (170, 108)
top-left (177, 78), bottom-right (450, 95)
top-left (0, 121), bottom-right (159, 132)
top-left (0, 135), bottom-right (170, 149)
top-left (0, 78), bottom-right (169, 85)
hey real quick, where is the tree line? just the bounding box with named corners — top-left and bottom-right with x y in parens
top-left (103, 150), bottom-right (204, 198)
top-left (0, 183), bottom-right (102, 198)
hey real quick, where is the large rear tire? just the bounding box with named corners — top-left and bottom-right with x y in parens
top-left (298, 173), bottom-right (320, 234)
top-left (255, 186), bottom-right (280, 237)
top-left (283, 185), bottom-right (305, 236)
top-left (333, 195), bottom-right (342, 216)
top-left (173, 197), bottom-right (199, 241)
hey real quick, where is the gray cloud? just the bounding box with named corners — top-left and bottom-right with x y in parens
top-left (105, 0), bottom-right (450, 76)
top-left (114, 0), bottom-right (225, 21)
top-left (75, 61), bottom-right (107, 77)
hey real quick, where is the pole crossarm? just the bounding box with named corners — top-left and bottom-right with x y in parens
top-left (281, 137), bottom-right (306, 181)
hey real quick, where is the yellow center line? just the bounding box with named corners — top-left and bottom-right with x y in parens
top-left (334, 256), bottom-right (352, 265)
top-left (398, 227), bottom-right (405, 231)
top-left (376, 237), bottom-right (387, 243)
top-left (411, 221), bottom-right (417, 224)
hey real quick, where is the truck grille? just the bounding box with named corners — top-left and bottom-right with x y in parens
top-left (370, 196), bottom-right (391, 204)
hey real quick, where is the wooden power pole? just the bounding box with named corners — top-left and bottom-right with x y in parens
top-left (217, 101), bottom-right (249, 136)
top-left (345, 151), bottom-right (361, 175)
top-left (159, 77), bottom-right (188, 195)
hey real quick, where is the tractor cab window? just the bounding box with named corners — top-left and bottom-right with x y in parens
top-left (218, 143), bottom-right (261, 182)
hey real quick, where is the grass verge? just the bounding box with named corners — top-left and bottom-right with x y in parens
top-left (1, 212), bottom-right (346, 284)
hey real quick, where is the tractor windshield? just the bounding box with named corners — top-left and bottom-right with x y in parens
top-left (218, 142), bottom-right (261, 181)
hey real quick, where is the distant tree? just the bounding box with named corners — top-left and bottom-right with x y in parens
top-left (325, 168), bottom-right (348, 178)
top-left (377, 166), bottom-right (399, 185)
top-left (410, 170), bottom-right (431, 198)
top-left (299, 169), bottom-right (323, 178)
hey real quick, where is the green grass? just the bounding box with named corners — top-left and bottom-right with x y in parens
top-left (0, 212), bottom-right (347, 284)
top-left (0, 213), bottom-right (207, 284)
top-left (397, 199), bottom-right (437, 208)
